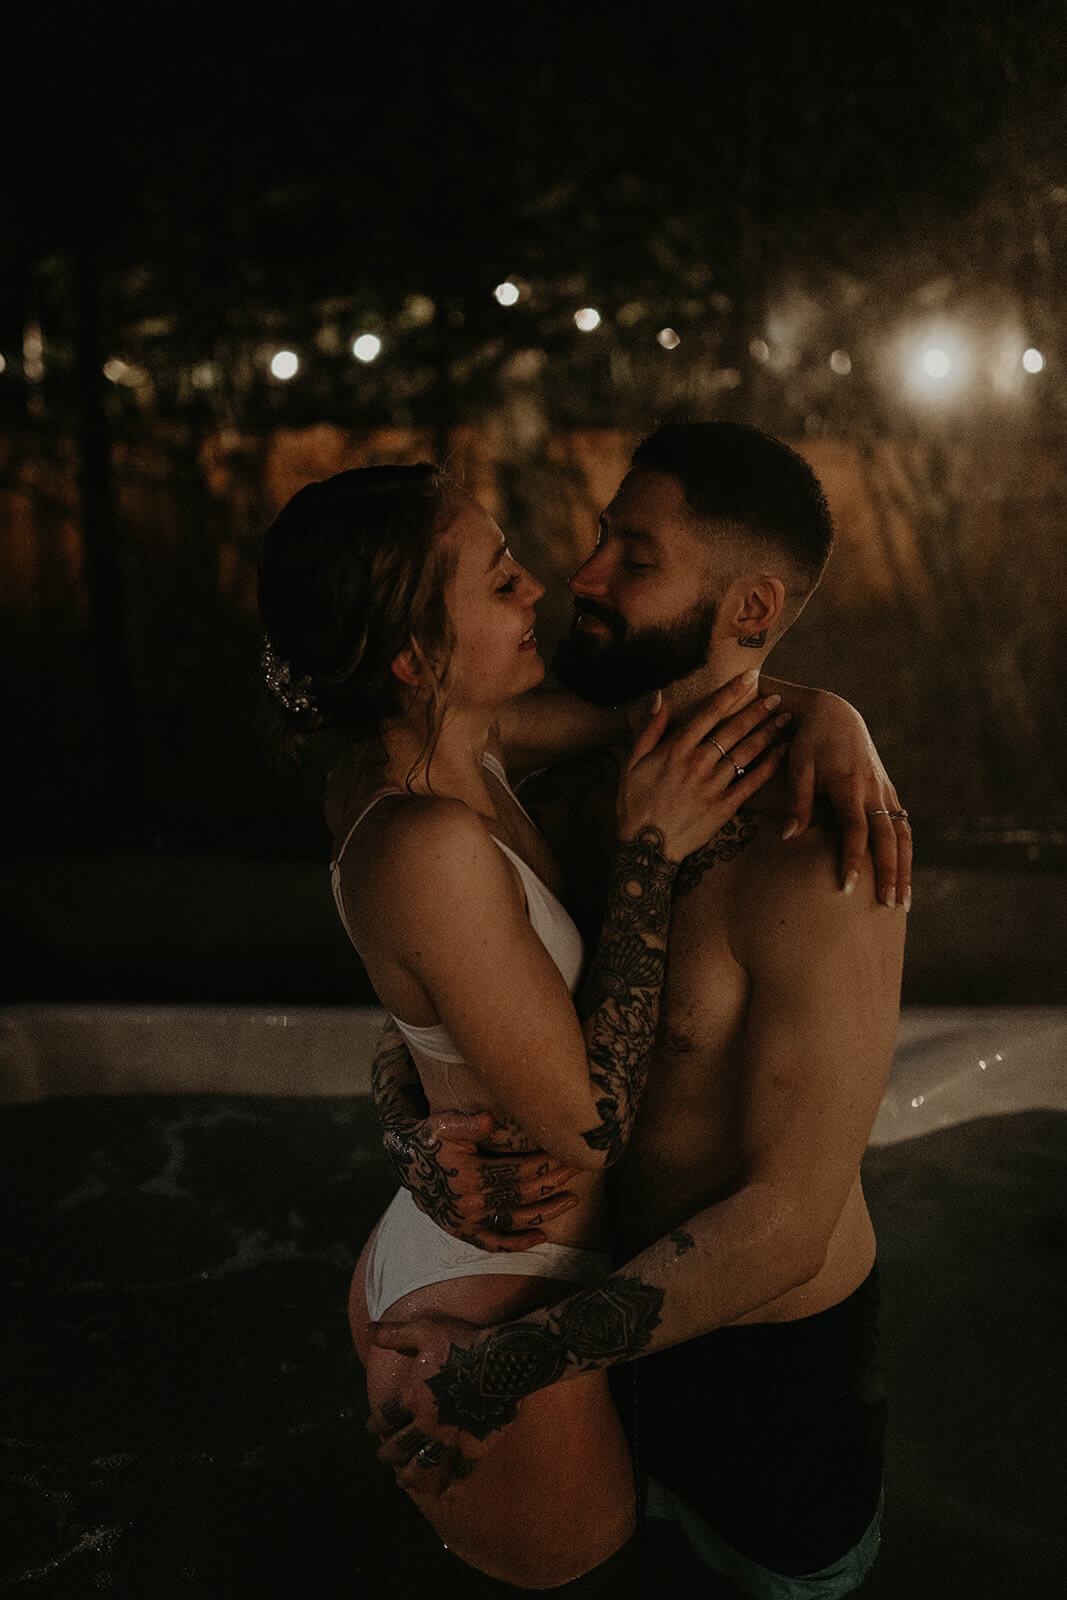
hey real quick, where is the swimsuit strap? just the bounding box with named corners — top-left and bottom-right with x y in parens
top-left (481, 748), bottom-right (539, 828)
top-left (331, 749), bottom-right (528, 870)
top-left (329, 788), bottom-right (408, 871)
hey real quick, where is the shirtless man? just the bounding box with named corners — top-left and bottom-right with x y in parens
top-left (368, 422), bottom-right (908, 1596)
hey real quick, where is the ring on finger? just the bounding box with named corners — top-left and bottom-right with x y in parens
top-left (708, 738), bottom-right (729, 760)
top-left (730, 759), bottom-right (744, 778)
top-left (416, 1442), bottom-right (444, 1467)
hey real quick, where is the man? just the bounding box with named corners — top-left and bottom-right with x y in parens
top-left (369, 422), bottom-right (909, 1596)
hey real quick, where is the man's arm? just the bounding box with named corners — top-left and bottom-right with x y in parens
top-left (370, 838), bottom-right (905, 1481)
top-left (370, 1021), bottom-right (580, 1250)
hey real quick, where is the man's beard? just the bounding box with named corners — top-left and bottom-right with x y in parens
top-left (553, 597), bottom-right (718, 706)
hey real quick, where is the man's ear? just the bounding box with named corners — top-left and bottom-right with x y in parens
top-left (390, 646), bottom-right (424, 690)
top-left (728, 575), bottom-right (786, 647)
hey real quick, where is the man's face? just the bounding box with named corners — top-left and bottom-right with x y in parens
top-left (554, 467), bottom-right (722, 705)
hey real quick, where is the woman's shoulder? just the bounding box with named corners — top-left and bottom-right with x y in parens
top-left (339, 791), bottom-right (507, 888)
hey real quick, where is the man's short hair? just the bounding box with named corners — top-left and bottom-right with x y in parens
top-left (632, 421), bottom-right (834, 587)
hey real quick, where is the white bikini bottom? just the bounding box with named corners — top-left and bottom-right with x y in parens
top-left (363, 1189), bottom-right (611, 1321)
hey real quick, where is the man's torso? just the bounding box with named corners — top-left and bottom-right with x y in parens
top-left (522, 747), bottom-right (882, 1323)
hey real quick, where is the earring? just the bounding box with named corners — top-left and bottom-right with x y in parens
top-left (738, 631), bottom-right (767, 648)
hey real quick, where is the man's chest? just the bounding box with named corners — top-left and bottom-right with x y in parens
top-left (617, 847), bottom-right (762, 1240)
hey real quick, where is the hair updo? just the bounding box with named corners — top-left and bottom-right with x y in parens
top-left (257, 464), bottom-right (459, 770)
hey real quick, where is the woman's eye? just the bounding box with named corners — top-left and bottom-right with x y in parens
top-left (623, 559), bottom-right (654, 573)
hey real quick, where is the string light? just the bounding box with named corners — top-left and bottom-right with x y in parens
top-left (904, 328), bottom-right (972, 398)
top-left (1022, 348), bottom-right (1044, 373)
top-left (494, 281), bottom-right (520, 307)
top-left (657, 328), bottom-right (681, 350)
top-left (574, 308), bottom-right (601, 332)
top-left (352, 334), bottom-right (382, 363)
top-left (270, 351), bottom-right (299, 380)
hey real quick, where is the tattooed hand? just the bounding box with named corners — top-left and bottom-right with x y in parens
top-left (372, 1019), bottom-right (579, 1249)
top-left (372, 1275), bottom-right (665, 1495)
top-left (367, 1315), bottom-right (499, 1497)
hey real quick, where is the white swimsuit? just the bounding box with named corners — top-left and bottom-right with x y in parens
top-left (330, 751), bottom-right (610, 1320)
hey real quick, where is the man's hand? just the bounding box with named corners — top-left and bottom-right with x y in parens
top-left (383, 1111), bottom-right (579, 1251)
top-left (368, 1315), bottom-right (514, 1497)
top-left (779, 686), bottom-right (912, 908)
top-left (373, 1021), bottom-right (578, 1249)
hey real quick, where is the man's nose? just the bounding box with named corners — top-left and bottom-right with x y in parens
top-left (569, 549), bottom-right (608, 597)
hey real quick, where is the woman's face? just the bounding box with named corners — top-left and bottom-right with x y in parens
top-left (439, 491), bottom-right (546, 710)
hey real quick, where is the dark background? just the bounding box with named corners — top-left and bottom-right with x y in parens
top-left (2, 0), bottom-right (1066, 999)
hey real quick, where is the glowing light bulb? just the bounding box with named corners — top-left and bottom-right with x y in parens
top-left (657, 328), bottom-right (681, 350)
top-left (574, 308), bottom-right (601, 332)
top-left (1022, 347), bottom-right (1044, 373)
top-left (494, 281), bottom-right (520, 307)
top-left (922, 348), bottom-right (952, 380)
top-left (904, 328), bottom-right (972, 399)
top-left (829, 349), bottom-right (852, 375)
top-left (271, 350), bottom-right (299, 380)
top-left (352, 334), bottom-right (382, 363)
top-left (749, 339), bottom-right (769, 363)
top-left (0, 352), bottom-right (6, 375)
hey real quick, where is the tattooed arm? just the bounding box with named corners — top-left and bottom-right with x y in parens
top-left (371, 1021), bottom-right (580, 1251)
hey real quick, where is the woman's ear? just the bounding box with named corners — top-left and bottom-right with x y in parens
top-left (390, 646), bottom-right (424, 690)
top-left (730, 575), bottom-right (786, 647)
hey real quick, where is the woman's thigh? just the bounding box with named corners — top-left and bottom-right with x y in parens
top-left (350, 1242), bottom-right (636, 1588)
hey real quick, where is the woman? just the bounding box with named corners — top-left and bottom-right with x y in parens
top-left (258, 462), bottom-right (794, 1586)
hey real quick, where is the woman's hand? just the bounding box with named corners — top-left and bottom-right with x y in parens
top-left (368, 1316), bottom-right (511, 1498)
top-left (774, 684), bottom-right (912, 907)
top-left (618, 670), bottom-right (791, 863)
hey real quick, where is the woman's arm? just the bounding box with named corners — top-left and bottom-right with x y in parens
top-left (494, 689), bottom-right (628, 771)
top-left (762, 678), bottom-right (912, 908)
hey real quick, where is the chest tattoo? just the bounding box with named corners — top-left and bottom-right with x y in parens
top-left (674, 812), bottom-right (759, 898)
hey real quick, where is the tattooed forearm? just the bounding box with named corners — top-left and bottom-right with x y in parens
top-left (674, 814), bottom-right (759, 897)
top-left (669, 1229), bottom-right (696, 1256)
top-left (371, 1028), bottom-right (464, 1231)
top-left (577, 829), bottom-right (678, 1163)
top-left (427, 1276), bottom-right (666, 1439)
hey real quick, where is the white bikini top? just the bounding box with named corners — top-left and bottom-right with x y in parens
top-left (329, 751), bottom-right (584, 1063)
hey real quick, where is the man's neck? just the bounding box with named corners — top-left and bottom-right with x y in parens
top-left (624, 652), bottom-right (767, 735)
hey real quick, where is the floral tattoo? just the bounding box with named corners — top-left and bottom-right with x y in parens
top-left (578, 829), bottom-right (678, 1163)
top-left (427, 1275), bottom-right (666, 1439)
